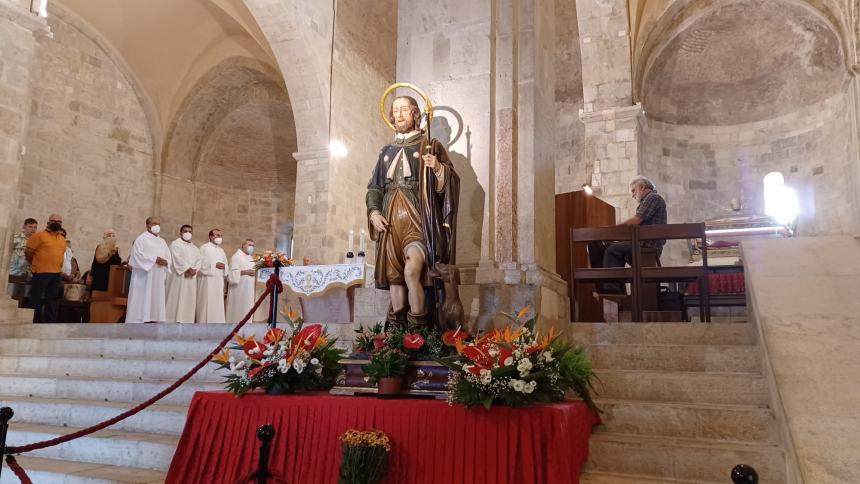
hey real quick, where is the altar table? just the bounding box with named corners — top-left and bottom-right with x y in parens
top-left (256, 264), bottom-right (366, 322)
top-left (166, 392), bottom-right (599, 484)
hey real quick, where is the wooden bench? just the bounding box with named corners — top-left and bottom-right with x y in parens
top-left (636, 223), bottom-right (710, 322)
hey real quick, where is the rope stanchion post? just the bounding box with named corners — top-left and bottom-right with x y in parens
top-left (0, 406), bottom-right (13, 479)
top-left (256, 424), bottom-right (276, 484)
top-left (267, 259), bottom-right (284, 329)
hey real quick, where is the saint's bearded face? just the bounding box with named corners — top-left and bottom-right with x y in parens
top-left (391, 98), bottom-right (419, 134)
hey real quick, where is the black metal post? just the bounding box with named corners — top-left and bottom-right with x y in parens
top-left (731, 464), bottom-right (758, 483)
top-left (268, 259), bottom-right (281, 329)
top-left (0, 406), bottom-right (13, 480)
top-left (256, 424), bottom-right (276, 484)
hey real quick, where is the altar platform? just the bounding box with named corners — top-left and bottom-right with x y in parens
top-left (166, 392), bottom-right (599, 484)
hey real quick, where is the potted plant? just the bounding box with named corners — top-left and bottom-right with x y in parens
top-left (363, 347), bottom-right (408, 395)
top-left (339, 429), bottom-right (391, 484)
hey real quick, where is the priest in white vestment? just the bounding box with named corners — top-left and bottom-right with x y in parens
top-left (226, 239), bottom-right (257, 323)
top-left (126, 217), bottom-right (171, 324)
top-left (165, 224), bottom-right (201, 323)
top-left (196, 228), bottom-right (229, 323)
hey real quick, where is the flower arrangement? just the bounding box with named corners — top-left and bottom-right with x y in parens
top-left (252, 250), bottom-right (293, 271)
top-left (338, 429), bottom-right (391, 484)
top-left (353, 322), bottom-right (459, 361)
top-left (362, 347), bottom-right (409, 383)
top-left (438, 307), bottom-right (598, 410)
top-left (212, 310), bottom-right (345, 396)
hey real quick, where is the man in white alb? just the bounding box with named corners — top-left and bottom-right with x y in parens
top-left (196, 228), bottom-right (228, 323)
top-left (226, 238), bottom-right (257, 323)
top-left (165, 224), bottom-right (201, 323)
top-left (126, 217), bottom-right (171, 324)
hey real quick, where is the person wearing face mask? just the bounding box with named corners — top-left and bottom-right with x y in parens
top-left (196, 228), bottom-right (229, 323)
top-left (25, 214), bottom-right (66, 323)
top-left (165, 225), bottom-right (201, 324)
top-left (226, 238), bottom-right (257, 324)
top-left (90, 229), bottom-right (122, 292)
top-left (126, 216), bottom-right (171, 324)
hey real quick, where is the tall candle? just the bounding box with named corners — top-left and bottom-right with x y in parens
top-left (348, 229), bottom-right (354, 253)
top-left (359, 229), bottom-right (366, 252)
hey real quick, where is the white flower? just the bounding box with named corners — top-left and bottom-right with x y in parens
top-left (488, 346), bottom-right (499, 357)
top-left (510, 379), bottom-right (526, 392)
top-left (503, 356), bottom-right (514, 367)
top-left (524, 380), bottom-right (537, 394)
top-left (277, 359), bottom-right (289, 373)
top-left (310, 358), bottom-right (319, 365)
top-left (517, 358), bottom-right (533, 374)
top-left (263, 348), bottom-right (274, 357)
top-left (480, 373), bottom-right (492, 385)
top-left (292, 358), bottom-right (306, 374)
top-left (542, 351), bottom-right (554, 363)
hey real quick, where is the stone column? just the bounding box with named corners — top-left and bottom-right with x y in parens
top-left (290, 149), bottom-right (334, 264)
top-left (0, 0), bottom-right (47, 320)
top-left (576, 0), bottom-right (643, 220)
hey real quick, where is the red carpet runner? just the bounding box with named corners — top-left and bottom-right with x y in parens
top-left (167, 392), bottom-right (599, 484)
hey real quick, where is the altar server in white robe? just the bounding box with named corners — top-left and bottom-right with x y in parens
top-left (126, 217), bottom-right (171, 324)
top-left (196, 228), bottom-right (229, 323)
top-left (165, 224), bottom-right (201, 323)
top-left (226, 239), bottom-right (257, 323)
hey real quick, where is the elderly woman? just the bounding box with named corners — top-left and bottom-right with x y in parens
top-left (90, 229), bottom-right (122, 292)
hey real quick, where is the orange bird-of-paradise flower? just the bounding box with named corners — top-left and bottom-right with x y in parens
top-left (535, 326), bottom-right (559, 351)
top-left (490, 326), bottom-right (524, 346)
top-left (287, 305), bottom-right (300, 322)
top-left (233, 333), bottom-right (257, 346)
top-left (212, 348), bottom-right (231, 366)
top-left (517, 305), bottom-right (532, 320)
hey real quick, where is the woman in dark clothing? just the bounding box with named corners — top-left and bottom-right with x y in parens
top-left (90, 229), bottom-right (122, 292)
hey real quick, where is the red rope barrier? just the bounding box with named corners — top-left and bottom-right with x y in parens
top-left (4, 455), bottom-right (32, 484)
top-left (3, 281), bottom-right (275, 456)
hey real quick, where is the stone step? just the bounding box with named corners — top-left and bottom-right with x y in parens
top-left (0, 354), bottom-right (223, 382)
top-left (0, 455), bottom-right (165, 483)
top-left (0, 374), bottom-right (223, 405)
top-left (570, 322), bottom-right (756, 346)
top-left (587, 344), bottom-right (761, 373)
top-left (585, 432), bottom-right (786, 483)
top-left (0, 321), bottom-right (349, 340)
top-left (0, 337), bottom-right (222, 360)
top-left (0, 396), bottom-right (187, 436)
top-left (3, 423), bottom-right (178, 471)
top-left (580, 470), bottom-right (721, 484)
top-left (595, 399), bottom-right (778, 444)
top-left (594, 370), bottom-right (769, 406)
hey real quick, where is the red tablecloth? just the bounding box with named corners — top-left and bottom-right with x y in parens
top-left (166, 391), bottom-right (599, 484)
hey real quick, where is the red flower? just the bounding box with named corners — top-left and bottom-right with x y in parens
top-left (243, 341), bottom-right (268, 359)
top-left (247, 362), bottom-right (273, 379)
top-left (442, 328), bottom-right (469, 346)
top-left (264, 327), bottom-right (286, 344)
top-left (497, 347), bottom-right (513, 367)
top-left (292, 324), bottom-right (323, 353)
top-left (403, 333), bottom-right (425, 350)
top-left (372, 334), bottom-right (386, 351)
top-left (462, 342), bottom-right (494, 367)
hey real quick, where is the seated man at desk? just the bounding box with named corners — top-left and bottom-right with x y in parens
top-left (588, 176), bottom-right (667, 293)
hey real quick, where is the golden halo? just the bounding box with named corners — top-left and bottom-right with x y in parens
top-left (379, 83), bottom-right (433, 132)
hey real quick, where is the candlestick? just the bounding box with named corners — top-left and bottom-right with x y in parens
top-left (348, 229), bottom-right (354, 254)
top-left (359, 228), bottom-right (366, 253)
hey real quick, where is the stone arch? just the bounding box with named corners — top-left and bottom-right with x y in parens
top-left (634, 0), bottom-right (848, 125)
top-left (160, 56), bottom-right (297, 250)
top-left (239, 0), bottom-right (333, 152)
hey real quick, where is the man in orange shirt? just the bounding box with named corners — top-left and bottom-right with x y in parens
top-left (25, 214), bottom-right (67, 323)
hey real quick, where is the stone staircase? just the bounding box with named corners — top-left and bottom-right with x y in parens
top-left (0, 322), bottom-right (277, 483)
top-left (575, 321), bottom-right (786, 484)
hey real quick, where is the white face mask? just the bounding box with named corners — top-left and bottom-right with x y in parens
top-left (181, 232), bottom-right (192, 242)
top-left (246, 246), bottom-right (255, 255)
top-left (213, 237), bottom-right (223, 246)
top-left (150, 224), bottom-right (161, 235)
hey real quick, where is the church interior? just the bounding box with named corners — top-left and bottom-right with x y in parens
top-left (0, 0), bottom-right (859, 482)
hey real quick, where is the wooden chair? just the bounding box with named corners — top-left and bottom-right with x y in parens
top-left (570, 226), bottom-right (641, 320)
top-left (636, 223), bottom-right (710, 322)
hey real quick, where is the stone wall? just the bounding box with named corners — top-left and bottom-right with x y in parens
top-left (640, 91), bottom-right (857, 247)
top-left (18, 10), bottom-right (154, 271)
top-left (554, 0), bottom-right (585, 195)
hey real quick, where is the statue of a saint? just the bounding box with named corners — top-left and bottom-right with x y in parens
top-left (366, 94), bottom-right (459, 326)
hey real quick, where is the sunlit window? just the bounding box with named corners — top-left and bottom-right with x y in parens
top-left (763, 171), bottom-right (799, 225)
